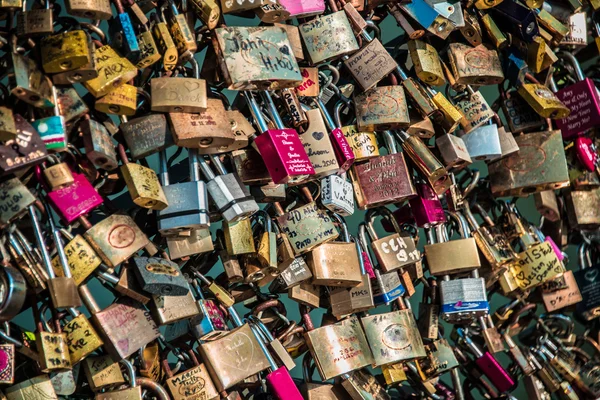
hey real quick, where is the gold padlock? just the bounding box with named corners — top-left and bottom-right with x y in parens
top-left (95, 83), bottom-right (138, 115)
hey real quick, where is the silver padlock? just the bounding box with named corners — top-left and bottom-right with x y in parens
top-left (459, 121), bottom-right (502, 161)
top-left (439, 272), bottom-right (488, 324)
top-left (321, 173), bottom-right (354, 217)
top-left (157, 149), bottom-right (210, 236)
top-left (198, 154), bottom-right (259, 223)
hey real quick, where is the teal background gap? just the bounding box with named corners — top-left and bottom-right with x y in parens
top-left (9, 5), bottom-right (590, 397)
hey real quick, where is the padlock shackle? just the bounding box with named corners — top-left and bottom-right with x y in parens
top-left (331, 213), bottom-right (350, 242)
top-left (253, 209), bottom-right (272, 234)
top-left (578, 243), bottom-right (592, 270)
top-left (260, 91), bottom-right (285, 130)
top-left (556, 51), bottom-right (585, 82)
top-left (314, 97), bottom-right (336, 131)
top-left (158, 150), bottom-right (169, 186)
top-left (248, 322), bottom-right (279, 371)
top-left (79, 284), bottom-right (101, 314)
top-left (45, 201), bottom-right (73, 279)
top-left (358, 222), bottom-right (376, 269)
top-left (197, 156), bottom-right (217, 181)
top-left (244, 91), bottom-right (269, 133)
top-left (209, 154), bottom-right (228, 175)
top-left (382, 131), bottom-right (398, 154)
top-left (188, 149), bottom-right (201, 182)
top-left (28, 206), bottom-right (56, 279)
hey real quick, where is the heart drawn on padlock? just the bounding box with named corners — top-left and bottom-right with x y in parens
top-left (184, 81), bottom-right (202, 92)
top-left (220, 332), bottom-right (254, 371)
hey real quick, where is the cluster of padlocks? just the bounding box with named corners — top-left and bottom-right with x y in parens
top-left (1, 0), bottom-right (600, 398)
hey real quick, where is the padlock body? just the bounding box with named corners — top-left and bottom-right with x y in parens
top-left (439, 277), bottom-right (488, 323)
top-left (298, 11), bottom-right (359, 64)
top-left (47, 173), bottom-right (103, 224)
top-left (158, 181), bottom-right (210, 236)
top-left (556, 78), bottom-right (600, 138)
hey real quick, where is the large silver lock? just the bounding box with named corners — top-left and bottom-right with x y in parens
top-left (198, 154), bottom-right (259, 223)
top-left (459, 121), bottom-right (502, 161)
top-left (157, 149), bottom-right (210, 236)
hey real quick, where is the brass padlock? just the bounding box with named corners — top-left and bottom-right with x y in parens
top-left (83, 45), bottom-right (138, 98)
top-left (306, 214), bottom-right (362, 287)
top-left (516, 76), bottom-right (570, 119)
top-left (95, 83), bottom-right (138, 116)
top-left (566, 188), bottom-right (600, 229)
top-left (299, 11), bottom-right (359, 64)
top-left (447, 43), bottom-right (504, 86)
top-left (488, 130), bottom-right (570, 197)
top-left (41, 30), bottom-right (92, 74)
top-left (10, 53), bottom-right (54, 108)
top-left (354, 86), bottom-right (410, 131)
top-left (118, 145), bottom-right (169, 210)
top-left (409, 39), bottom-right (446, 86)
top-left (151, 59), bottom-right (208, 113)
top-left (17, 0), bottom-right (53, 37)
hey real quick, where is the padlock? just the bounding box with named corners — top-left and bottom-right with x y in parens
top-left (35, 306), bottom-right (72, 373)
top-left (163, 348), bottom-right (219, 400)
top-left (40, 156), bottom-right (73, 191)
top-left (135, 24), bottom-right (161, 69)
top-left (245, 91), bottom-right (314, 184)
top-left (83, 213), bottom-right (150, 268)
top-left (409, 39), bottom-right (445, 86)
top-left (0, 106), bottom-right (16, 142)
top-left (354, 86), bottom-right (410, 131)
top-left (121, 113), bottom-right (174, 160)
top-left (554, 52), bottom-right (600, 138)
top-left (334, 101), bottom-right (380, 162)
top-left (435, 133), bottom-right (472, 169)
top-left (223, 218), bottom-right (255, 256)
top-left (187, 0), bottom-right (220, 29)
top-left (306, 214), bottom-right (362, 287)
top-left (167, 228), bottom-right (214, 260)
top-left (200, 322), bottom-right (270, 391)
top-left (253, 210), bottom-right (277, 274)
top-left (328, 237), bottom-right (374, 317)
top-left (298, 11), bottom-right (359, 64)
top-left (366, 208), bottom-right (420, 273)
top-left (488, 130), bottom-right (570, 196)
top-left (83, 45), bottom-right (137, 98)
top-left (41, 30), bottom-right (92, 74)
top-left (275, 189), bottom-right (339, 257)
top-left (400, 0), bottom-right (455, 39)
top-left (65, 0), bottom-right (110, 19)
top-left (490, 0), bottom-right (539, 42)
top-left (5, 375), bottom-right (58, 400)
top-left (0, 114), bottom-right (47, 175)
top-left (17, 0), bottom-right (53, 37)
top-left (45, 172), bottom-right (103, 224)
top-left (561, 11), bottom-right (587, 47)
top-left (81, 118), bottom-right (118, 171)
top-left (79, 285), bottom-right (160, 360)
top-left (457, 329), bottom-right (516, 393)
top-left (151, 11), bottom-right (178, 70)
top-left (305, 315), bottom-right (374, 380)
top-left (447, 43), bottom-right (504, 86)
top-left (29, 205), bottom-right (82, 310)
top-left (343, 12), bottom-right (397, 91)
top-left (297, 107), bottom-right (340, 179)
top-left (362, 301), bottom-right (426, 367)
top-left (424, 218), bottom-right (481, 276)
top-left (565, 187), bottom-right (600, 229)
top-left (95, 83), bottom-right (138, 116)
top-left (60, 308), bottom-right (103, 365)
top-left (157, 149), bottom-right (210, 236)
top-left (188, 278), bottom-right (229, 341)
top-left (314, 95), bottom-right (355, 173)
top-left (517, 74), bottom-right (570, 119)
top-left (358, 223), bottom-right (406, 305)
top-left (10, 53), bottom-right (54, 108)
top-left (500, 83), bottom-right (546, 133)
top-left (254, 0), bottom-right (290, 22)
top-left (213, 26), bottom-right (302, 90)
top-left (459, 120), bottom-right (503, 161)
top-left (463, 203), bottom-right (515, 287)
top-left (450, 86), bottom-right (495, 133)
top-left (118, 144), bottom-right (168, 211)
top-left (350, 131), bottom-right (416, 209)
top-left (288, 281), bottom-right (321, 308)
top-left (197, 154), bottom-right (259, 222)
top-left (95, 359), bottom-right (142, 400)
top-left (480, 12), bottom-right (508, 49)
top-left (165, 1), bottom-right (196, 59)
top-left (279, 0), bottom-right (324, 18)
top-left (151, 289), bottom-right (200, 325)
top-left (408, 182), bottom-right (446, 228)
top-left (152, 59), bottom-right (207, 113)
top-left (397, 130), bottom-right (450, 195)
top-left (321, 174), bottom-right (354, 216)
top-left (131, 256), bottom-right (188, 296)
top-left (30, 87), bottom-right (66, 153)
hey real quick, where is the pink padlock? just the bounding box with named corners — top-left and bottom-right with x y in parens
top-left (409, 182), bottom-right (446, 228)
top-left (47, 172), bottom-right (103, 223)
top-left (315, 98), bottom-right (356, 173)
top-left (554, 52), bottom-right (600, 138)
top-left (246, 92), bottom-right (314, 184)
top-left (249, 323), bottom-right (303, 400)
top-left (575, 136), bottom-right (598, 172)
top-left (279, 0), bottom-right (325, 18)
